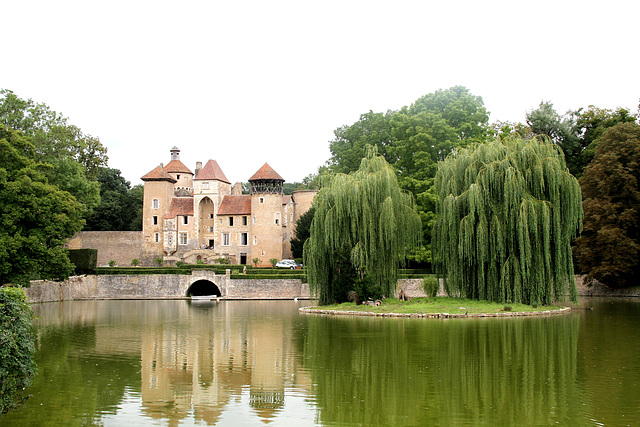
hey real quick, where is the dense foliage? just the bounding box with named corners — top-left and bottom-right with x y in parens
top-left (305, 147), bottom-right (422, 305)
top-left (433, 137), bottom-right (582, 304)
top-left (325, 86), bottom-right (490, 263)
top-left (526, 102), bottom-right (636, 178)
top-left (290, 207), bottom-right (315, 259)
top-left (0, 286), bottom-right (36, 414)
top-left (84, 167), bottom-right (143, 231)
top-left (0, 125), bottom-right (84, 285)
top-left (574, 122), bottom-right (640, 287)
top-left (0, 90), bottom-right (107, 218)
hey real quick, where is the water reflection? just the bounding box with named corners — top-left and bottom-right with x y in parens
top-left (1, 298), bottom-right (639, 426)
top-left (301, 314), bottom-right (586, 425)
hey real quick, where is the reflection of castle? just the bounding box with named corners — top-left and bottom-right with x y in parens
top-left (139, 301), bottom-right (311, 425)
top-left (141, 147), bottom-right (316, 265)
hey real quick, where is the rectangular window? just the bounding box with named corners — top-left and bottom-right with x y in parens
top-left (229, 217), bottom-right (234, 226)
top-left (154, 233), bottom-right (160, 243)
top-left (209, 226), bottom-right (214, 233)
top-left (152, 199), bottom-right (159, 209)
top-left (222, 233), bottom-right (230, 246)
top-left (241, 233), bottom-right (248, 245)
top-left (153, 216), bottom-right (158, 225)
top-left (259, 197), bottom-right (264, 204)
top-left (242, 216), bottom-right (248, 226)
top-left (179, 232), bottom-right (188, 245)
top-left (219, 219), bottom-right (222, 224)
top-left (183, 216), bottom-right (189, 225)
top-left (253, 236), bottom-right (257, 245)
top-left (202, 182), bottom-right (209, 190)
top-left (167, 233), bottom-right (174, 247)
top-left (252, 216), bottom-right (256, 225)
top-left (209, 214), bottom-right (214, 219)
top-left (275, 212), bottom-right (280, 225)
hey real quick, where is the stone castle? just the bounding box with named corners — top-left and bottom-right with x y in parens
top-left (140, 147), bottom-right (316, 265)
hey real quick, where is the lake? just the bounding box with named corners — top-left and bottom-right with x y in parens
top-left (1, 298), bottom-right (639, 426)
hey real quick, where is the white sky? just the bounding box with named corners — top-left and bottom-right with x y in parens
top-left (2, 0), bottom-right (638, 185)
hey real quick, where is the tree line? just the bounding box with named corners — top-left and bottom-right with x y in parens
top-left (294, 87), bottom-right (639, 299)
top-left (0, 90), bottom-right (143, 285)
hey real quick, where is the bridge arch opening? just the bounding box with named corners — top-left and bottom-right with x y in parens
top-left (187, 280), bottom-right (221, 297)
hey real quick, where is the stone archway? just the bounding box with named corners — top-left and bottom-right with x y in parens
top-left (186, 279), bottom-right (221, 297)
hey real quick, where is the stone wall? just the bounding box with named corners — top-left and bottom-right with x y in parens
top-left (67, 231), bottom-right (144, 266)
top-left (25, 273), bottom-right (312, 304)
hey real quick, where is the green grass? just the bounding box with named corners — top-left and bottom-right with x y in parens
top-left (311, 297), bottom-right (564, 315)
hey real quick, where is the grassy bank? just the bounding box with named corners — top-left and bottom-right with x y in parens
top-left (308, 297), bottom-right (566, 316)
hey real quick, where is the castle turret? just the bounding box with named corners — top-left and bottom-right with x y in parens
top-left (140, 164), bottom-right (177, 259)
top-left (249, 163), bottom-right (285, 265)
top-left (164, 147), bottom-right (194, 191)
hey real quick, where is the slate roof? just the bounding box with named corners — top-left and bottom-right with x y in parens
top-left (194, 160), bottom-right (230, 183)
top-left (248, 163), bottom-right (284, 181)
top-left (164, 197), bottom-right (194, 219)
top-left (218, 195), bottom-right (252, 215)
top-left (164, 159), bottom-right (193, 174)
top-left (141, 165), bottom-right (178, 183)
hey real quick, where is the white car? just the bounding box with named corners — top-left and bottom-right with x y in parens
top-left (275, 259), bottom-right (301, 269)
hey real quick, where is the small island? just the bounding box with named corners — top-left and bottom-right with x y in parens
top-left (300, 297), bottom-right (570, 318)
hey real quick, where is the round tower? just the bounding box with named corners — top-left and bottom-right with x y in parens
top-left (249, 163), bottom-right (285, 265)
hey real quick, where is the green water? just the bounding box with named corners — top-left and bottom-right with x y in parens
top-left (1, 298), bottom-right (638, 426)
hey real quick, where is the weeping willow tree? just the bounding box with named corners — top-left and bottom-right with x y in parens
top-left (304, 146), bottom-right (422, 305)
top-left (433, 137), bottom-right (582, 305)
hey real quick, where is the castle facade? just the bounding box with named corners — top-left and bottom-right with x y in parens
top-left (140, 147), bottom-right (316, 265)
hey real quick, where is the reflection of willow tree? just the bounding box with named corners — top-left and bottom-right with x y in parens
top-left (433, 137), bottom-right (582, 304)
top-left (430, 316), bottom-right (585, 425)
top-left (301, 315), bottom-right (585, 425)
top-left (1, 323), bottom-right (141, 426)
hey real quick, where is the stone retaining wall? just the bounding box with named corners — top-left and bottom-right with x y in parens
top-left (26, 274), bottom-right (635, 305)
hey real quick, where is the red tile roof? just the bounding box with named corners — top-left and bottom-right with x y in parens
top-left (194, 160), bottom-right (230, 183)
top-left (249, 163), bottom-right (284, 181)
top-left (283, 195), bottom-right (291, 205)
top-left (141, 165), bottom-right (178, 183)
top-left (164, 159), bottom-right (193, 174)
top-left (163, 197), bottom-right (194, 219)
top-left (218, 195), bottom-right (251, 215)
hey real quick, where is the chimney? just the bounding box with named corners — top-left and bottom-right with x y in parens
top-left (195, 161), bottom-right (202, 177)
top-left (170, 146), bottom-right (180, 161)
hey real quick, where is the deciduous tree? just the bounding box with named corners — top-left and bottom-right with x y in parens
top-left (0, 89), bottom-right (106, 216)
top-left (0, 125), bottom-right (83, 285)
top-left (433, 137), bottom-right (582, 305)
top-left (305, 147), bottom-right (422, 305)
top-left (574, 122), bottom-right (640, 288)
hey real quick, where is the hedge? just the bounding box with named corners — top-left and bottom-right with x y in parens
top-left (0, 287), bottom-right (36, 414)
top-left (68, 249), bottom-right (97, 275)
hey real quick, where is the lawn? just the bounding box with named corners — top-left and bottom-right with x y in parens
top-left (308, 297), bottom-right (566, 316)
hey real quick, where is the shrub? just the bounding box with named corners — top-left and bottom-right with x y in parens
top-left (422, 276), bottom-right (439, 297)
top-left (67, 249), bottom-right (97, 275)
top-left (215, 257), bottom-right (230, 265)
top-left (269, 258), bottom-right (279, 267)
top-left (131, 259), bottom-right (140, 266)
top-left (196, 259), bottom-right (205, 265)
top-left (0, 287), bottom-right (36, 414)
top-left (252, 258), bottom-right (261, 267)
top-left (154, 257), bottom-right (163, 267)
top-left (108, 260), bottom-right (117, 267)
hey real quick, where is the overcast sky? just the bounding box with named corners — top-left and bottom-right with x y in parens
top-left (3, 0), bottom-right (638, 185)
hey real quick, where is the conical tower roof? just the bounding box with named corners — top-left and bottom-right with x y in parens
top-left (164, 159), bottom-right (193, 174)
top-left (141, 165), bottom-right (177, 183)
top-left (248, 163), bottom-right (284, 182)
